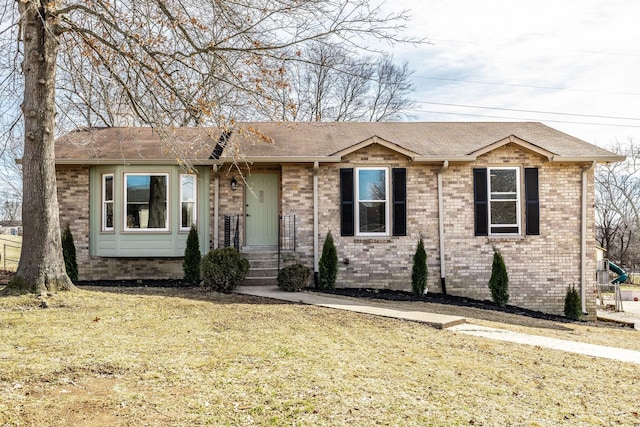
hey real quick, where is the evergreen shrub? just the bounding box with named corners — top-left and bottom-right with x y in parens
top-left (183, 225), bottom-right (201, 283)
top-left (318, 231), bottom-right (338, 289)
top-left (201, 247), bottom-right (249, 293)
top-left (411, 236), bottom-right (428, 295)
top-left (564, 284), bottom-right (582, 320)
top-left (61, 224), bottom-right (78, 282)
top-left (488, 248), bottom-right (509, 306)
top-left (277, 263), bottom-right (310, 292)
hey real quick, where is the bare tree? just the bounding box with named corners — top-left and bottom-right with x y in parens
top-left (0, 0), bottom-right (419, 294)
top-left (595, 139), bottom-right (640, 266)
top-left (0, 191), bottom-right (21, 223)
top-left (257, 44), bottom-right (415, 122)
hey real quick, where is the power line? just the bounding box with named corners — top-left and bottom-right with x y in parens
top-left (413, 75), bottom-right (640, 97)
top-left (409, 108), bottom-right (640, 128)
top-left (411, 101), bottom-right (640, 122)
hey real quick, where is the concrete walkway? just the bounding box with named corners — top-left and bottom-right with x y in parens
top-left (235, 286), bottom-right (640, 365)
top-left (235, 286), bottom-right (466, 329)
top-left (597, 300), bottom-right (640, 330)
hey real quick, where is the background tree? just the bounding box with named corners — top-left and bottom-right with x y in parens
top-left (259, 43), bottom-right (415, 122)
top-left (595, 139), bottom-right (640, 268)
top-left (0, 0), bottom-right (420, 294)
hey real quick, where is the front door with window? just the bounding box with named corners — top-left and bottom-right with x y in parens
top-left (245, 174), bottom-right (279, 246)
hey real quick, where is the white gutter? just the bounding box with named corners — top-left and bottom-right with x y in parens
top-left (581, 161), bottom-right (597, 314)
top-left (213, 165), bottom-right (220, 249)
top-left (313, 162), bottom-right (319, 283)
top-left (437, 161), bottom-right (449, 294)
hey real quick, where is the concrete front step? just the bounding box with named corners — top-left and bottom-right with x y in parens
top-left (242, 248), bottom-right (279, 286)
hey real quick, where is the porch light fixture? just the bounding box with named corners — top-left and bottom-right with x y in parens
top-left (230, 177), bottom-right (237, 191)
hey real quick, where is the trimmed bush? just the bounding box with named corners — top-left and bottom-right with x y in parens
top-left (411, 236), bottom-right (428, 295)
top-left (278, 263), bottom-right (310, 292)
top-left (488, 248), bottom-right (509, 306)
top-left (564, 284), bottom-right (582, 320)
top-left (62, 224), bottom-right (78, 282)
top-left (183, 225), bottom-right (201, 283)
top-left (318, 231), bottom-right (338, 289)
top-left (201, 247), bottom-right (249, 293)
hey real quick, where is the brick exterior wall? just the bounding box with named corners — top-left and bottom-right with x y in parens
top-left (56, 140), bottom-right (598, 318)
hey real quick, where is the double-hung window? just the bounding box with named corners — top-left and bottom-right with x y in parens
top-left (488, 167), bottom-right (520, 234)
top-left (124, 173), bottom-right (169, 231)
top-left (102, 174), bottom-right (114, 232)
top-left (180, 174), bottom-right (197, 230)
top-left (356, 167), bottom-right (389, 235)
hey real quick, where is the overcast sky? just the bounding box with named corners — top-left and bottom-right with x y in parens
top-left (385, 0), bottom-right (640, 148)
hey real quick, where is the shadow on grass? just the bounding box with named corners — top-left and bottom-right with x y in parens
top-left (76, 281), bottom-right (292, 306)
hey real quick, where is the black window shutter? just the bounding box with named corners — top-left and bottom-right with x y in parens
top-left (340, 168), bottom-right (354, 236)
top-left (392, 168), bottom-right (407, 236)
top-left (525, 168), bottom-right (540, 235)
top-left (473, 168), bottom-right (488, 236)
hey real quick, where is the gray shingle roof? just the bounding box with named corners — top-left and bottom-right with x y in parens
top-left (54, 122), bottom-right (623, 164)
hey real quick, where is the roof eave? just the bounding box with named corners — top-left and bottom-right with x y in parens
top-left (549, 155), bottom-right (626, 163)
top-left (55, 159), bottom-right (222, 166)
top-left (219, 156), bottom-right (342, 164)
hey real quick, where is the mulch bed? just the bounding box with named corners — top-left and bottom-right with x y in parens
top-left (315, 287), bottom-right (575, 324)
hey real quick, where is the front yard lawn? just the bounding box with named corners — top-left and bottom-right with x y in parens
top-left (1, 286), bottom-right (638, 426)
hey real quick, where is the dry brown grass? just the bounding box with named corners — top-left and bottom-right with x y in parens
top-left (1, 286), bottom-right (639, 426)
top-left (0, 235), bottom-right (21, 272)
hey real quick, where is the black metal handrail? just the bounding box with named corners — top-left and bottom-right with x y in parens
top-left (224, 214), bottom-right (240, 249)
top-left (278, 214), bottom-right (296, 271)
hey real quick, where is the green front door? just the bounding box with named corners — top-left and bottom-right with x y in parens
top-left (245, 174), bottom-right (279, 246)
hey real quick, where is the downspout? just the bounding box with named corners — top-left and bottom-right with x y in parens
top-left (313, 162), bottom-right (319, 287)
top-left (213, 165), bottom-right (220, 249)
top-left (581, 161), bottom-right (596, 314)
top-left (437, 160), bottom-right (449, 295)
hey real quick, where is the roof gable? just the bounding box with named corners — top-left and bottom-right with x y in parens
top-left (330, 136), bottom-right (419, 159)
top-left (469, 135), bottom-right (555, 160)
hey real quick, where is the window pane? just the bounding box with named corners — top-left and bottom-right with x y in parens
top-left (126, 175), bottom-right (167, 229)
top-left (181, 175), bottom-right (195, 201)
top-left (105, 203), bottom-right (114, 229)
top-left (359, 202), bottom-right (386, 233)
top-left (491, 201), bottom-right (517, 225)
top-left (358, 169), bottom-right (386, 201)
top-left (181, 175), bottom-right (196, 229)
top-left (104, 175), bottom-right (113, 201)
top-left (182, 202), bottom-right (195, 228)
top-left (490, 169), bottom-right (516, 193)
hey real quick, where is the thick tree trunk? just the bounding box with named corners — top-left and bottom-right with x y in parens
top-left (6, 1), bottom-right (75, 294)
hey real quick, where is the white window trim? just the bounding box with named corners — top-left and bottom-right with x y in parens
top-left (123, 172), bottom-right (170, 232)
top-left (488, 166), bottom-right (521, 235)
top-left (102, 173), bottom-right (114, 232)
top-left (355, 166), bottom-right (390, 237)
top-left (180, 174), bottom-right (197, 231)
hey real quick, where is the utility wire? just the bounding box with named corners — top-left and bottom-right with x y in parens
top-left (411, 101), bottom-right (640, 122)
top-left (410, 108), bottom-right (640, 128)
top-left (413, 75), bottom-right (640, 97)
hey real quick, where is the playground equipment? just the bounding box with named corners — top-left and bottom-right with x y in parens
top-left (596, 259), bottom-right (627, 312)
top-left (608, 261), bottom-right (628, 284)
